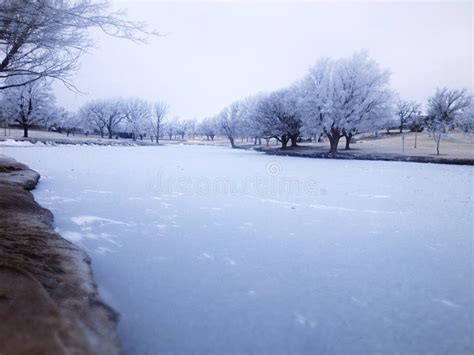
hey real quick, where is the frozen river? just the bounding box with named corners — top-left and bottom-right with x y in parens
top-left (2, 144), bottom-right (473, 354)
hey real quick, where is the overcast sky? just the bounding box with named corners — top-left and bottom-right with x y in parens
top-left (54, 0), bottom-right (472, 119)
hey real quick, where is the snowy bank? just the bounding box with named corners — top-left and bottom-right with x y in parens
top-left (0, 155), bottom-right (120, 354)
top-left (0, 137), bottom-right (156, 147)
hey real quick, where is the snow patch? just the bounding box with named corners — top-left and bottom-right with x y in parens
top-left (82, 189), bottom-right (113, 194)
top-left (71, 215), bottom-right (128, 226)
top-left (0, 139), bottom-right (36, 147)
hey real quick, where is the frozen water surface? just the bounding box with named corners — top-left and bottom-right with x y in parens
top-left (2, 145), bottom-right (473, 354)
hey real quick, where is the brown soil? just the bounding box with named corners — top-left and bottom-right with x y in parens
top-left (0, 155), bottom-right (120, 355)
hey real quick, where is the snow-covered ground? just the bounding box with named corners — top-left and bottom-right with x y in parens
top-left (2, 145), bottom-right (473, 354)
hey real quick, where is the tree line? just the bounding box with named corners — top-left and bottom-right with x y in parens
top-left (0, 1), bottom-right (472, 155)
top-left (208, 52), bottom-right (473, 155)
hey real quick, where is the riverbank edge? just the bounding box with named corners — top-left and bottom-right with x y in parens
top-left (2, 136), bottom-right (473, 165)
top-left (245, 146), bottom-right (474, 166)
top-left (0, 155), bottom-right (120, 355)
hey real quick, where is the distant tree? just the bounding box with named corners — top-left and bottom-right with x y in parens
top-left (79, 99), bottom-right (125, 138)
top-left (148, 101), bottom-right (168, 144)
top-left (123, 98), bottom-right (150, 140)
top-left (458, 102), bottom-right (474, 133)
top-left (426, 88), bottom-right (471, 155)
top-left (175, 119), bottom-right (188, 140)
top-left (199, 117), bottom-right (218, 140)
top-left (218, 102), bottom-right (244, 148)
top-left (409, 113), bottom-right (425, 149)
top-left (396, 99), bottom-right (421, 133)
top-left (238, 95), bottom-right (262, 142)
top-left (186, 119), bottom-right (196, 140)
top-left (254, 88), bottom-right (301, 149)
top-left (0, 0), bottom-right (155, 90)
top-left (164, 116), bottom-right (179, 140)
top-left (2, 76), bottom-right (54, 137)
top-left (50, 107), bottom-right (81, 136)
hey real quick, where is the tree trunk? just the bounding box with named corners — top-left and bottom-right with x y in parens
top-left (290, 134), bottom-right (298, 147)
top-left (436, 136), bottom-right (441, 155)
top-left (328, 133), bottom-right (341, 155)
top-left (23, 126), bottom-right (28, 138)
top-left (229, 136), bottom-right (235, 148)
top-left (414, 131), bottom-right (417, 148)
top-left (281, 135), bottom-right (289, 149)
top-left (344, 134), bottom-right (352, 150)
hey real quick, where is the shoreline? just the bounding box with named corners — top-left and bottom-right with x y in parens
top-left (1, 136), bottom-right (473, 166)
top-left (0, 155), bottom-right (120, 354)
top-left (249, 146), bottom-right (474, 166)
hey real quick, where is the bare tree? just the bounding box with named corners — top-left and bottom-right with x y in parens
top-left (396, 99), bottom-right (421, 133)
top-left (49, 107), bottom-right (81, 136)
top-left (149, 101), bottom-right (168, 144)
top-left (164, 119), bottom-right (175, 140)
top-left (186, 119), bottom-right (196, 140)
top-left (199, 117), bottom-right (218, 141)
top-left (0, 0), bottom-right (155, 90)
top-left (426, 88), bottom-right (471, 155)
top-left (123, 98), bottom-right (150, 140)
top-left (2, 76), bottom-right (54, 137)
top-left (219, 102), bottom-right (244, 148)
top-left (79, 99), bottom-right (125, 138)
top-left (175, 119), bottom-right (188, 140)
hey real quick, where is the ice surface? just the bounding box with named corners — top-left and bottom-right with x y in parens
top-left (2, 145), bottom-right (473, 354)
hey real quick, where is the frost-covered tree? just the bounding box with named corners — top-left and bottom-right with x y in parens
top-left (79, 99), bottom-right (125, 138)
top-left (254, 88), bottom-right (302, 149)
top-left (0, 0), bottom-right (154, 90)
top-left (123, 98), bottom-right (150, 140)
top-left (426, 88), bottom-right (471, 155)
top-left (175, 118), bottom-right (188, 140)
top-left (187, 119), bottom-right (196, 140)
top-left (148, 100), bottom-right (168, 144)
top-left (2, 76), bottom-right (54, 137)
top-left (458, 100), bottom-right (474, 133)
top-left (299, 52), bottom-right (392, 154)
top-left (199, 117), bottom-right (218, 141)
top-left (396, 99), bottom-right (421, 133)
top-left (218, 102), bottom-right (244, 148)
top-left (50, 107), bottom-right (82, 136)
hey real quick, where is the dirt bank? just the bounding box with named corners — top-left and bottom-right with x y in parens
top-left (251, 145), bottom-right (474, 166)
top-left (0, 155), bottom-right (120, 355)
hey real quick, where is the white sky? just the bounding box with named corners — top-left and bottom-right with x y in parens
top-left (54, 0), bottom-right (473, 119)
